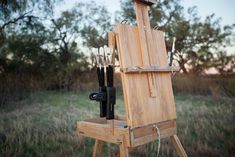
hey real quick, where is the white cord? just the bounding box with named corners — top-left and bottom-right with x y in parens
top-left (153, 125), bottom-right (161, 157)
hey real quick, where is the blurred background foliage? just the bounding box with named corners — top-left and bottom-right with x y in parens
top-left (0, 0), bottom-right (235, 100)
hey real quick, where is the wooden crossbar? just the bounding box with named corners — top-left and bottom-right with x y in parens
top-left (120, 66), bottom-right (180, 73)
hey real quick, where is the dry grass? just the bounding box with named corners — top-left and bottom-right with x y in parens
top-left (172, 74), bottom-right (235, 97)
top-left (0, 90), bottom-right (234, 157)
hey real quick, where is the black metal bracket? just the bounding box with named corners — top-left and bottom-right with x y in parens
top-left (89, 92), bottom-right (106, 102)
top-left (89, 86), bottom-right (116, 120)
top-left (106, 87), bottom-right (116, 120)
top-left (89, 86), bottom-right (107, 117)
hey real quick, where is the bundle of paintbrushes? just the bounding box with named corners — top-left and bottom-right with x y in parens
top-left (89, 46), bottom-right (115, 120)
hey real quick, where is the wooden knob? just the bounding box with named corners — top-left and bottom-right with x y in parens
top-left (135, 0), bottom-right (156, 6)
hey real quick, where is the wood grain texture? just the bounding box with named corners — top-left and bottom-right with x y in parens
top-left (116, 30), bottom-right (132, 125)
top-left (108, 32), bottom-right (116, 65)
top-left (132, 120), bottom-right (176, 138)
top-left (115, 24), bottom-right (176, 128)
top-left (77, 119), bottom-right (130, 146)
top-left (120, 66), bottom-right (180, 73)
top-left (130, 120), bottom-right (176, 147)
top-left (92, 140), bottom-right (103, 157)
top-left (108, 32), bottom-right (116, 135)
top-left (135, 2), bottom-right (156, 97)
top-left (171, 135), bottom-right (188, 157)
top-left (77, 118), bottom-right (177, 148)
top-left (119, 136), bottom-right (129, 157)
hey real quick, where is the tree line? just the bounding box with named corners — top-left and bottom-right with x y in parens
top-left (0, 0), bottom-right (234, 89)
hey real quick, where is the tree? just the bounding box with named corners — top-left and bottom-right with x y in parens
top-left (47, 1), bottom-right (111, 67)
top-left (79, 2), bottom-right (112, 48)
top-left (0, 0), bottom-right (60, 74)
top-left (49, 12), bottom-right (80, 66)
top-left (214, 51), bottom-right (235, 75)
top-left (117, 0), bottom-right (235, 75)
top-left (0, 0), bottom-right (58, 33)
top-left (0, 18), bottom-right (58, 74)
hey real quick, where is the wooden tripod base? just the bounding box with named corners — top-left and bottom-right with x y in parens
top-left (92, 135), bottom-right (186, 157)
top-left (77, 117), bottom-right (187, 157)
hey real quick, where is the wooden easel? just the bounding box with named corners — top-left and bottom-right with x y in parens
top-left (77, 0), bottom-right (187, 156)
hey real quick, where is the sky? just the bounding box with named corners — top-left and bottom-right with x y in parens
top-left (56, 0), bottom-right (235, 27)
top-left (182, 0), bottom-right (235, 27)
top-left (55, 0), bottom-right (235, 54)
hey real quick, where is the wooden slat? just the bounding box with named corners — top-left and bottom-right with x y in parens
top-left (108, 32), bottom-right (116, 65)
top-left (132, 126), bottom-right (176, 147)
top-left (108, 32), bottom-right (116, 135)
top-left (115, 27), bottom-right (132, 125)
top-left (130, 120), bottom-right (176, 147)
top-left (171, 135), bottom-right (188, 157)
top-left (84, 117), bottom-right (107, 124)
top-left (135, 1), bottom-right (156, 97)
top-left (132, 120), bottom-right (176, 138)
top-left (121, 66), bottom-right (180, 73)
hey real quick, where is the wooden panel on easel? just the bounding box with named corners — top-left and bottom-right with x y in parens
top-left (115, 24), bottom-right (176, 128)
top-left (135, 1), bottom-right (156, 97)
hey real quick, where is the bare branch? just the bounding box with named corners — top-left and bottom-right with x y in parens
top-left (0, 10), bottom-right (37, 31)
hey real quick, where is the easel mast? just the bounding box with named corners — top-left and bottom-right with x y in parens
top-left (135, 1), bottom-right (157, 97)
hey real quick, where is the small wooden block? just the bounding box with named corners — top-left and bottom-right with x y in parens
top-left (135, 0), bottom-right (156, 5)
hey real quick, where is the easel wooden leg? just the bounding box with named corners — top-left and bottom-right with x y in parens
top-left (119, 137), bottom-right (129, 157)
top-left (93, 139), bottom-right (103, 157)
top-left (170, 135), bottom-right (187, 157)
top-left (119, 144), bottom-right (129, 157)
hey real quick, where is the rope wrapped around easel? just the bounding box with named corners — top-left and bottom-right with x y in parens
top-left (153, 124), bottom-right (161, 157)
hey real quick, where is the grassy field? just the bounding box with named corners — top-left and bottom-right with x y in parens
top-left (0, 90), bottom-right (234, 157)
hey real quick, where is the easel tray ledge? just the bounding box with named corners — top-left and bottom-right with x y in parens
top-left (77, 117), bottom-right (176, 147)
